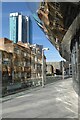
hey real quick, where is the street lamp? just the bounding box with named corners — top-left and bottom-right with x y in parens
top-left (42, 48), bottom-right (49, 87)
top-left (62, 61), bottom-right (64, 80)
top-left (69, 63), bottom-right (71, 76)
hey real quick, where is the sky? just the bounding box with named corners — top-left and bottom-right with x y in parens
top-left (1, 2), bottom-right (65, 62)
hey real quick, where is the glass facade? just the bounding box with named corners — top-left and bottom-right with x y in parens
top-left (71, 31), bottom-right (80, 95)
top-left (29, 18), bottom-right (32, 44)
top-left (22, 16), bottom-right (27, 43)
top-left (10, 16), bottom-right (18, 43)
top-left (10, 13), bottom-right (31, 44)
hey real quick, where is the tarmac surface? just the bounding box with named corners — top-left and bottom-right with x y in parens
top-left (2, 78), bottom-right (78, 118)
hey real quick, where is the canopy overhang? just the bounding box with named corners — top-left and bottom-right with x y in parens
top-left (37, 1), bottom-right (80, 61)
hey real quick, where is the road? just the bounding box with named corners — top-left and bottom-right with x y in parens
top-left (2, 78), bottom-right (78, 118)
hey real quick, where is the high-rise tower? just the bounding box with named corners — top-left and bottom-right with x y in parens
top-left (10, 12), bottom-right (31, 43)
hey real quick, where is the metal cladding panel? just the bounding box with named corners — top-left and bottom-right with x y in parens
top-left (27, 17), bottom-right (29, 43)
top-left (37, 2), bottom-right (80, 61)
top-left (10, 12), bottom-right (21, 17)
top-left (29, 18), bottom-right (32, 44)
top-left (61, 12), bottom-right (80, 61)
top-left (79, 44), bottom-right (80, 96)
top-left (18, 15), bottom-right (22, 42)
top-left (22, 16), bottom-right (27, 43)
top-left (0, 51), bottom-right (2, 97)
top-left (71, 36), bottom-right (80, 95)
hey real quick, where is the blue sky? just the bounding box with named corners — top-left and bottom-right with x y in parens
top-left (1, 2), bottom-right (65, 62)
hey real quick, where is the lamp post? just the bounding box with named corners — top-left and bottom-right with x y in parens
top-left (69, 63), bottom-right (71, 76)
top-left (42, 48), bottom-right (49, 87)
top-left (62, 61), bottom-right (64, 80)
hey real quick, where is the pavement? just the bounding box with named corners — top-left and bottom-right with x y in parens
top-left (2, 78), bottom-right (78, 118)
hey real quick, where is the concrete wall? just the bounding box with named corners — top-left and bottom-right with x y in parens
top-left (47, 62), bottom-right (61, 70)
top-left (30, 76), bottom-right (62, 87)
top-left (5, 76), bottom-right (62, 92)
